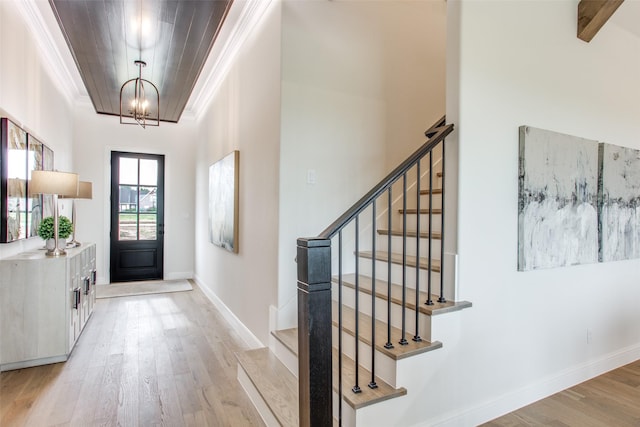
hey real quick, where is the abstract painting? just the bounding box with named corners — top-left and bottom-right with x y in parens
top-left (518, 126), bottom-right (599, 271)
top-left (209, 151), bottom-right (239, 253)
top-left (598, 143), bottom-right (640, 262)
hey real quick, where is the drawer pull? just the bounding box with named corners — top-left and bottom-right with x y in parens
top-left (73, 288), bottom-right (81, 309)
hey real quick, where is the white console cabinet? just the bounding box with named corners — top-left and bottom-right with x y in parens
top-left (0, 243), bottom-right (96, 371)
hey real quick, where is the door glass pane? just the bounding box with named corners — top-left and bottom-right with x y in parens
top-left (119, 185), bottom-right (138, 213)
top-left (139, 214), bottom-right (157, 240)
top-left (119, 213), bottom-right (137, 240)
top-left (139, 159), bottom-right (157, 186)
top-left (139, 186), bottom-right (157, 213)
top-left (119, 157), bottom-right (138, 185)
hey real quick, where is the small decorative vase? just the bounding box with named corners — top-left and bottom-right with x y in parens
top-left (45, 238), bottom-right (67, 252)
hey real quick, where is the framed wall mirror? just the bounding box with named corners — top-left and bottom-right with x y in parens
top-left (1, 118), bottom-right (28, 242)
top-left (1, 118), bottom-right (54, 243)
top-left (27, 134), bottom-right (44, 238)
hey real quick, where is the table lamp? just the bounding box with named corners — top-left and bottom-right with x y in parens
top-left (30, 170), bottom-right (79, 256)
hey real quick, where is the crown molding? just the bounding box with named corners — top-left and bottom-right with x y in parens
top-left (186, 0), bottom-right (276, 121)
top-left (14, 0), bottom-right (88, 106)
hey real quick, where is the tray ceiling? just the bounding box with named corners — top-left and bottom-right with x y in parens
top-left (49, 0), bottom-right (233, 123)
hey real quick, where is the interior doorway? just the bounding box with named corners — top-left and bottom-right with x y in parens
top-left (110, 151), bottom-right (165, 282)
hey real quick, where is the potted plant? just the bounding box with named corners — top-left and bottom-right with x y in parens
top-left (38, 216), bottom-right (73, 251)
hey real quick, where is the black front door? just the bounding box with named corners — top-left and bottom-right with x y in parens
top-left (110, 151), bottom-right (164, 282)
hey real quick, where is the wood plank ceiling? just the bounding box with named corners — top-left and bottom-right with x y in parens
top-left (49, 0), bottom-right (233, 123)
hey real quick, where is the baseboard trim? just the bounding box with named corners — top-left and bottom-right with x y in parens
top-left (426, 342), bottom-right (640, 427)
top-left (1, 355), bottom-right (68, 372)
top-left (193, 274), bottom-right (263, 349)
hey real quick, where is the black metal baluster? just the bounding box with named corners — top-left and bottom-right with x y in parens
top-left (353, 216), bottom-right (362, 393)
top-left (413, 161), bottom-right (422, 342)
top-left (439, 141), bottom-right (447, 303)
top-left (426, 151), bottom-right (434, 306)
top-left (338, 231), bottom-right (344, 425)
top-left (384, 188), bottom-right (394, 350)
top-left (399, 174), bottom-right (408, 346)
top-left (369, 202), bottom-right (378, 389)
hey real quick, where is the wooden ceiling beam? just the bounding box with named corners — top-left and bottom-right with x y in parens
top-left (578, 0), bottom-right (625, 42)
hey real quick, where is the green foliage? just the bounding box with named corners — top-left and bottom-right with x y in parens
top-left (38, 216), bottom-right (73, 240)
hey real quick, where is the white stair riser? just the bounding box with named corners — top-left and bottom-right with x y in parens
top-left (391, 213), bottom-right (443, 232)
top-left (271, 335), bottom-right (298, 377)
top-left (333, 391), bottom-right (356, 427)
top-left (395, 193), bottom-right (443, 210)
top-left (332, 326), bottom-right (398, 388)
top-left (333, 284), bottom-right (433, 342)
top-left (237, 365), bottom-right (281, 427)
top-left (376, 234), bottom-right (442, 259)
top-left (358, 260), bottom-right (442, 292)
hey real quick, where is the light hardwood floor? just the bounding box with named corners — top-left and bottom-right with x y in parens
top-left (0, 282), bottom-right (264, 427)
top-left (483, 359), bottom-right (640, 426)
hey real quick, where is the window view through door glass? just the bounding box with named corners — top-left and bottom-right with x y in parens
top-left (119, 157), bottom-right (158, 241)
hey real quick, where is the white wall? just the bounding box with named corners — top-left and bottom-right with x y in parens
top-left (277, 0), bottom-right (446, 328)
top-left (72, 107), bottom-right (196, 284)
top-left (421, 1), bottom-right (640, 425)
top-left (0, 1), bottom-right (74, 259)
top-left (193, 1), bottom-right (282, 346)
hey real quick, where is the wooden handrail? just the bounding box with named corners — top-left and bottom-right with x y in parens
top-left (319, 121), bottom-right (453, 239)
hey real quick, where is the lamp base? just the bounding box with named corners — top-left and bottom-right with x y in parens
top-left (46, 248), bottom-right (67, 257)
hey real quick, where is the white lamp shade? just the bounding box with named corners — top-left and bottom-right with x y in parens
top-left (78, 181), bottom-right (93, 199)
top-left (30, 170), bottom-right (79, 197)
top-left (60, 180), bottom-right (93, 199)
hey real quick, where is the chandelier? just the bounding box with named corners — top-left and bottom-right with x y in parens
top-left (119, 60), bottom-right (159, 128)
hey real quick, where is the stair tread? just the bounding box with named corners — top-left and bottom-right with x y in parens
top-left (333, 348), bottom-right (406, 409)
top-left (332, 301), bottom-right (442, 360)
top-left (272, 327), bottom-right (298, 355)
top-left (336, 273), bottom-right (473, 316)
top-left (377, 229), bottom-right (442, 239)
top-left (420, 188), bottom-right (442, 195)
top-left (236, 348), bottom-right (298, 427)
top-left (358, 250), bottom-right (441, 273)
top-left (399, 208), bottom-right (442, 215)
top-left (270, 328), bottom-right (407, 410)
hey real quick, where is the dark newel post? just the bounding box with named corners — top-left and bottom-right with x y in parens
top-left (297, 237), bottom-right (333, 427)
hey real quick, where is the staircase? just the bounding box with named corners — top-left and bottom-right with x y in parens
top-left (236, 117), bottom-right (471, 426)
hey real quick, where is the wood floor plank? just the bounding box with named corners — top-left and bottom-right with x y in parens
top-left (0, 282), bottom-right (264, 427)
top-left (483, 359), bottom-right (640, 427)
